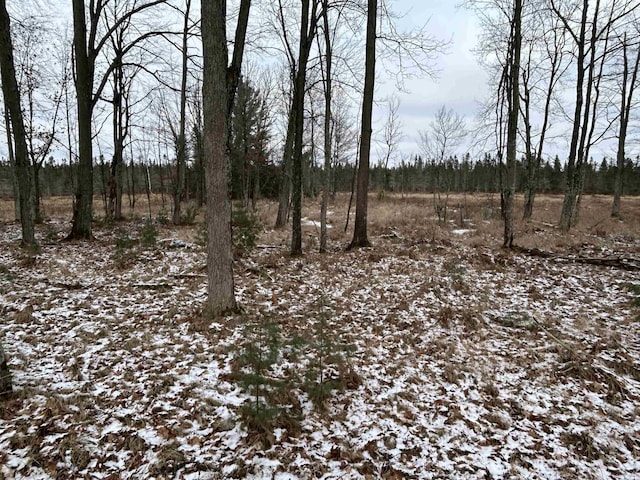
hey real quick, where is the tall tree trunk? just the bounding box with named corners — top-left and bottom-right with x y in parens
top-left (3, 103), bottom-right (19, 221)
top-left (521, 54), bottom-right (535, 221)
top-left (203, 0), bottom-right (236, 315)
top-left (201, 0), bottom-right (250, 315)
top-left (173, 0), bottom-right (192, 225)
top-left (502, 0), bottom-right (521, 249)
top-left (349, 0), bottom-right (377, 249)
top-left (108, 54), bottom-right (125, 221)
top-left (0, 0), bottom-right (36, 245)
top-left (69, 0), bottom-right (94, 239)
top-left (290, 1), bottom-right (309, 256)
top-left (612, 33), bottom-right (639, 217)
top-left (227, 0), bottom-right (251, 118)
top-left (320, 1), bottom-right (332, 253)
top-left (291, 0), bottom-right (319, 256)
top-left (558, 0), bottom-right (602, 231)
top-left (275, 108), bottom-right (294, 227)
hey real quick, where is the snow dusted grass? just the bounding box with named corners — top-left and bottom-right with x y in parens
top-left (0, 194), bottom-right (639, 479)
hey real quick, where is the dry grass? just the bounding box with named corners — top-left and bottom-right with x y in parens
top-left (1, 192), bottom-right (638, 255)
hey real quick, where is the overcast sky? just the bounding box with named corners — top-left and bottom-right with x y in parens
top-left (373, 0), bottom-right (490, 163)
top-left (372, 0), bottom-right (630, 164)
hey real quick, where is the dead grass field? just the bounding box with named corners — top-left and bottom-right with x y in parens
top-left (2, 192), bottom-right (638, 253)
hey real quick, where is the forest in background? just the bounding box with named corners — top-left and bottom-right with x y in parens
top-left (2, 153), bottom-right (640, 208)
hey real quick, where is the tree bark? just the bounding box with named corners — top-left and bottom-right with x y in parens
top-left (502, 0), bottom-right (521, 249)
top-left (320, 1), bottom-right (332, 253)
top-left (291, 0), bottom-right (319, 256)
top-left (612, 33), bottom-right (639, 217)
top-left (0, 0), bottom-right (36, 246)
top-left (202, 0), bottom-right (251, 315)
top-left (69, 0), bottom-right (94, 239)
top-left (348, 0), bottom-right (377, 249)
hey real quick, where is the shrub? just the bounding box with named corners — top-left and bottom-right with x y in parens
top-left (233, 207), bottom-right (260, 254)
top-left (233, 317), bottom-right (299, 446)
top-left (181, 203), bottom-right (198, 225)
top-left (115, 230), bottom-right (136, 250)
top-left (231, 300), bottom-right (360, 447)
top-left (113, 230), bottom-right (138, 269)
top-left (156, 209), bottom-right (169, 225)
top-left (194, 208), bottom-right (260, 254)
top-left (303, 298), bottom-right (359, 411)
top-left (139, 220), bottom-right (158, 247)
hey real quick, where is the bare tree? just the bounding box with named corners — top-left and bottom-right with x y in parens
top-left (272, 0), bottom-right (301, 228)
top-left (0, 0), bottom-right (35, 246)
top-left (319, 0), bottom-right (332, 253)
top-left (349, 0), bottom-right (448, 249)
top-left (69, 0), bottom-right (168, 239)
top-left (290, 0), bottom-right (321, 255)
top-left (11, 14), bottom-right (65, 223)
top-left (520, 3), bottom-right (567, 219)
top-left (171, 0), bottom-right (193, 225)
top-left (418, 105), bottom-right (467, 224)
top-left (502, 0), bottom-right (522, 248)
top-left (377, 94), bottom-right (402, 194)
top-left (550, 0), bottom-right (638, 231)
top-left (611, 25), bottom-right (640, 216)
top-left (348, 0), bottom-right (376, 249)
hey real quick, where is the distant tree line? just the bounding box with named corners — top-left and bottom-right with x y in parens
top-left (2, 153), bottom-right (639, 209)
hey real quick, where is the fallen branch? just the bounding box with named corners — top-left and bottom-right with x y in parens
top-left (512, 246), bottom-right (640, 271)
top-left (134, 283), bottom-right (173, 291)
top-left (531, 315), bottom-right (638, 401)
top-left (170, 273), bottom-right (207, 280)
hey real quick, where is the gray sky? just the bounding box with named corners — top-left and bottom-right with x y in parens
top-left (372, 0), bottom-right (636, 164)
top-left (373, 0), bottom-right (489, 163)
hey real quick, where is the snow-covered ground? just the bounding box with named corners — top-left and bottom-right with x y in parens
top-left (1, 218), bottom-right (639, 479)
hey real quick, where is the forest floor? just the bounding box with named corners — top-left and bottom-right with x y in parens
top-left (0, 193), bottom-right (639, 479)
